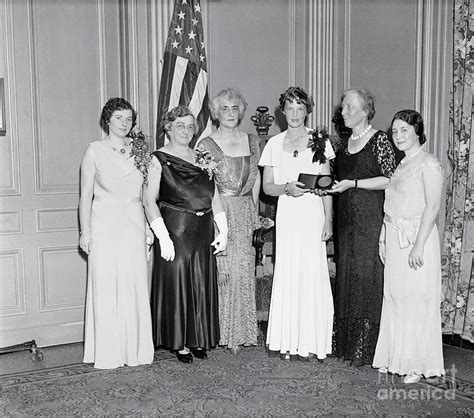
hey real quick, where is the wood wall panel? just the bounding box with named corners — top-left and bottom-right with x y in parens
top-left (0, 249), bottom-right (26, 317)
top-left (38, 245), bottom-right (86, 312)
top-left (0, 210), bottom-right (22, 234)
top-left (29, 0), bottom-right (104, 194)
top-left (36, 208), bottom-right (78, 233)
top-left (0, 0), bottom-right (20, 196)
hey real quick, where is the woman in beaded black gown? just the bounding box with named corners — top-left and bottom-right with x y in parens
top-left (143, 106), bottom-right (228, 364)
top-left (329, 88), bottom-right (396, 366)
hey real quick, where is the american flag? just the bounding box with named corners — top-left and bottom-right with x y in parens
top-left (156, 0), bottom-right (211, 149)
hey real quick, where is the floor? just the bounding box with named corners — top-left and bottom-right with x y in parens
top-left (1, 341), bottom-right (473, 383)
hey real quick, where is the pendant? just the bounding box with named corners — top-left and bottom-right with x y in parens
top-left (293, 150), bottom-right (298, 158)
top-left (120, 148), bottom-right (126, 154)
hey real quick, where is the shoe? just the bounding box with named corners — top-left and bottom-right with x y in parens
top-left (316, 358), bottom-right (325, 364)
top-left (176, 351), bottom-right (193, 364)
top-left (403, 373), bottom-right (421, 384)
top-left (378, 366), bottom-right (388, 374)
top-left (350, 358), bottom-right (364, 367)
top-left (268, 350), bottom-right (279, 358)
top-left (190, 348), bottom-right (207, 359)
top-left (229, 346), bottom-right (242, 356)
top-left (279, 352), bottom-right (290, 361)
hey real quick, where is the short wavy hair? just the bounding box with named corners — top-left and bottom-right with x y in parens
top-left (100, 97), bottom-right (137, 134)
top-left (341, 88), bottom-right (376, 121)
top-left (278, 86), bottom-right (314, 114)
top-left (209, 88), bottom-right (248, 121)
top-left (161, 105), bottom-right (196, 138)
top-left (391, 109), bottom-right (427, 145)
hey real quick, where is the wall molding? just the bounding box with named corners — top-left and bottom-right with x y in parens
top-left (0, 249), bottom-right (26, 317)
top-left (1, 0), bottom-right (21, 196)
top-left (288, 0), bottom-right (297, 87)
top-left (97, 0), bottom-right (107, 107)
top-left (307, 0), bottom-right (335, 129)
top-left (38, 245), bottom-right (86, 313)
top-left (36, 208), bottom-right (78, 233)
top-left (0, 210), bottom-right (23, 234)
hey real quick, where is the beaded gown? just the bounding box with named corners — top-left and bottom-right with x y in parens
top-left (198, 135), bottom-right (260, 349)
top-left (150, 151), bottom-right (219, 351)
top-left (333, 131), bottom-right (396, 365)
top-left (83, 141), bottom-right (154, 369)
top-left (373, 150), bottom-right (444, 377)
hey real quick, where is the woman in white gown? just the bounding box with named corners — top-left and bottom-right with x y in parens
top-left (259, 87), bottom-right (334, 361)
top-left (79, 98), bottom-right (154, 369)
top-left (373, 109), bottom-right (445, 383)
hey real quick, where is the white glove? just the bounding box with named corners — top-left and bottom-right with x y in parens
top-left (211, 211), bottom-right (228, 254)
top-left (150, 217), bottom-right (175, 261)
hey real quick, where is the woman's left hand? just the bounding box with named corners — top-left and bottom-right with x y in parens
top-left (328, 179), bottom-right (355, 194)
top-left (211, 233), bottom-right (228, 254)
top-left (408, 243), bottom-right (424, 270)
top-left (321, 219), bottom-right (333, 241)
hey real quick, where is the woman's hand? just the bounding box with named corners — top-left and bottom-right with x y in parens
top-left (328, 179), bottom-right (355, 194)
top-left (146, 231), bottom-right (154, 246)
top-left (408, 243), bottom-right (424, 270)
top-left (321, 218), bottom-right (333, 241)
top-left (287, 181), bottom-right (309, 197)
top-left (379, 241), bottom-right (385, 265)
top-left (211, 233), bottom-right (228, 254)
top-left (79, 231), bottom-right (92, 255)
top-left (159, 235), bottom-right (175, 261)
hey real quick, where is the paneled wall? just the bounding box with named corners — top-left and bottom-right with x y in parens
top-left (0, 0), bottom-right (453, 347)
top-left (0, 0), bottom-right (124, 346)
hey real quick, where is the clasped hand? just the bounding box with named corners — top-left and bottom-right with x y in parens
top-left (211, 233), bottom-right (228, 254)
top-left (327, 179), bottom-right (353, 194)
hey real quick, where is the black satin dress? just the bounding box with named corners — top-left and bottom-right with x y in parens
top-left (150, 151), bottom-right (219, 351)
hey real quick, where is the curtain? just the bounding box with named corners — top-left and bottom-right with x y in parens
top-left (441, 0), bottom-right (474, 342)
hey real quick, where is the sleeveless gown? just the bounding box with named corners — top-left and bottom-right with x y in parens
top-left (258, 129), bottom-right (335, 359)
top-left (373, 151), bottom-right (444, 377)
top-left (83, 140), bottom-right (154, 369)
top-left (198, 135), bottom-right (260, 349)
top-left (150, 151), bottom-right (219, 351)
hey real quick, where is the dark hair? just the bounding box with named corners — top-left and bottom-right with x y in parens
top-left (161, 105), bottom-right (196, 138)
top-left (100, 97), bottom-right (137, 134)
top-left (341, 88), bottom-right (376, 121)
top-left (391, 109), bottom-right (426, 145)
top-left (209, 88), bottom-right (248, 120)
top-left (278, 86), bottom-right (314, 114)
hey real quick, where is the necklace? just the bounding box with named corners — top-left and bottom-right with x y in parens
top-left (285, 132), bottom-right (307, 158)
top-left (350, 124), bottom-right (372, 141)
top-left (110, 138), bottom-right (131, 154)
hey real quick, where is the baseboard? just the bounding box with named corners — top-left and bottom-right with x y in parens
top-left (443, 334), bottom-right (474, 351)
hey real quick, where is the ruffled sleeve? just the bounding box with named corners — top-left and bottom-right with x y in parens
top-left (372, 131), bottom-right (396, 177)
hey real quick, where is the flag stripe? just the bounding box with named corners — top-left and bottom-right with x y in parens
top-left (156, 0), bottom-right (210, 150)
top-left (169, 56), bottom-right (188, 109)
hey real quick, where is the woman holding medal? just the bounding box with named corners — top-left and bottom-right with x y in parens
top-left (329, 88), bottom-right (396, 367)
top-left (258, 86), bottom-right (335, 362)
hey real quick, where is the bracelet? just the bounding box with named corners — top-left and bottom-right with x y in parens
top-left (284, 183), bottom-right (290, 196)
top-left (354, 179), bottom-right (358, 189)
top-left (379, 240), bottom-right (385, 244)
top-left (80, 228), bottom-right (91, 235)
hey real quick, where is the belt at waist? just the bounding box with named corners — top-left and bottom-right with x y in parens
top-left (159, 201), bottom-right (212, 216)
top-left (384, 214), bottom-right (422, 248)
top-left (94, 196), bottom-right (141, 203)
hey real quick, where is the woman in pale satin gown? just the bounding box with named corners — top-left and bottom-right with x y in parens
top-left (79, 97), bottom-right (154, 369)
top-left (373, 109), bottom-right (444, 384)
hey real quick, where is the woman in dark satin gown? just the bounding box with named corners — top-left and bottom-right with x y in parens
top-left (329, 88), bottom-right (396, 366)
top-left (143, 106), bottom-right (228, 364)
